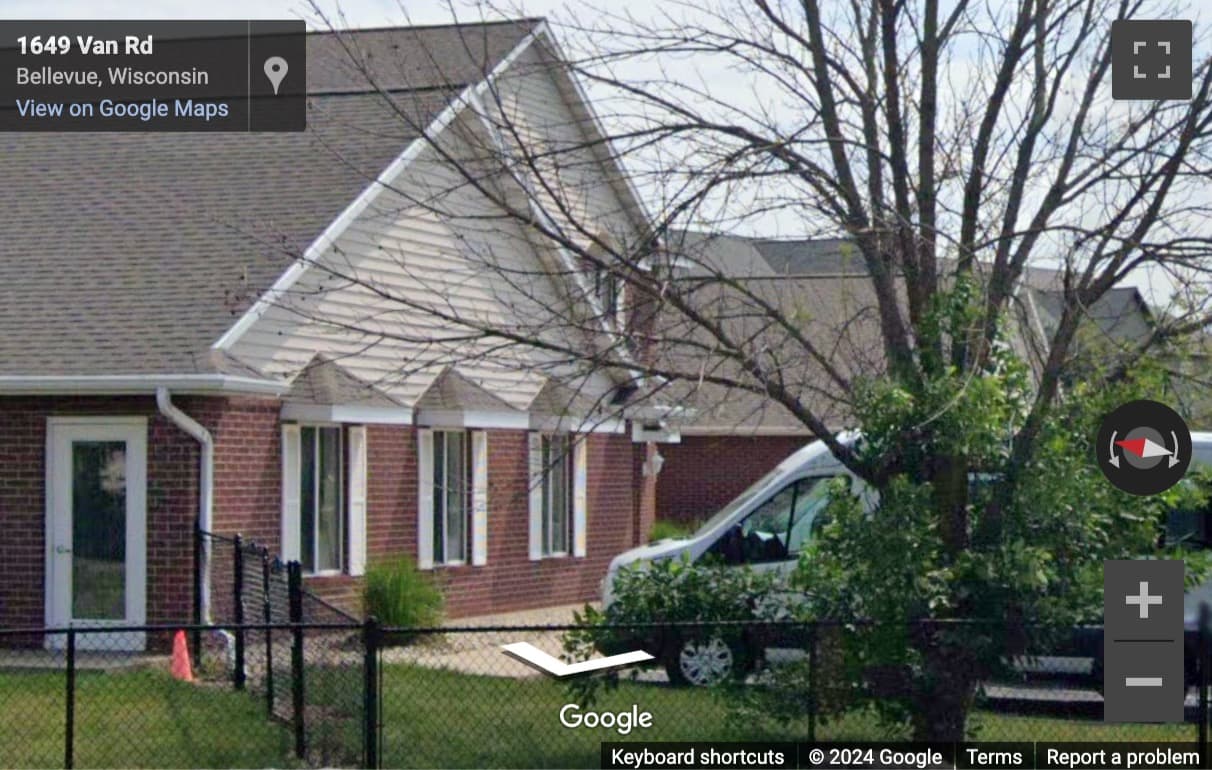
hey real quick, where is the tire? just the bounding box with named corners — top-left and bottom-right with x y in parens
top-left (663, 634), bottom-right (752, 687)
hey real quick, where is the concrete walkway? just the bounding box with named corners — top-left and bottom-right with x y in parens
top-left (380, 603), bottom-right (597, 678)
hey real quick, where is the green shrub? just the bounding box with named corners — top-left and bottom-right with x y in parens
top-left (648, 519), bottom-right (695, 542)
top-left (363, 556), bottom-right (444, 632)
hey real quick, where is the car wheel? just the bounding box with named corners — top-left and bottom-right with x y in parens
top-left (664, 635), bottom-right (747, 687)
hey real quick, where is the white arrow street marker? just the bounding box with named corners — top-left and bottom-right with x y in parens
top-left (501, 641), bottom-right (654, 678)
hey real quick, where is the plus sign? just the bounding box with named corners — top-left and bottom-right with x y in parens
top-left (1126, 581), bottom-right (1163, 619)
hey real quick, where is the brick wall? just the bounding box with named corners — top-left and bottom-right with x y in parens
top-left (0, 394), bottom-right (285, 631)
top-left (427, 430), bottom-right (638, 617)
top-left (0, 396), bottom-right (647, 629)
top-left (327, 428), bottom-right (641, 619)
top-left (654, 434), bottom-right (807, 526)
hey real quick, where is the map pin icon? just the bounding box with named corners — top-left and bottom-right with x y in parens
top-left (264, 56), bottom-right (288, 95)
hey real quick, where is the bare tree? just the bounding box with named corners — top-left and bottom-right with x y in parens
top-left (238, 0), bottom-right (1212, 738)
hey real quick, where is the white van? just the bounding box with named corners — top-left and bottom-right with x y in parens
top-left (601, 431), bottom-right (1212, 686)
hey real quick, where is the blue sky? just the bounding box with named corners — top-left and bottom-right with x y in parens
top-left (6, 0), bottom-right (561, 25)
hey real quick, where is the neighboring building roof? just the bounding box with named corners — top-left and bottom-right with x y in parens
top-left (283, 354), bottom-right (401, 407)
top-left (661, 231), bottom-right (1159, 435)
top-left (751, 237), bottom-right (859, 275)
top-left (0, 20), bottom-right (538, 382)
top-left (667, 231), bottom-right (775, 278)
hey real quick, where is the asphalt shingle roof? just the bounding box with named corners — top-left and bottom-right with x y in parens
top-left (283, 354), bottom-right (401, 407)
top-left (413, 367), bottom-right (520, 412)
top-left (0, 20), bottom-right (538, 378)
top-left (662, 231), bottom-right (1157, 433)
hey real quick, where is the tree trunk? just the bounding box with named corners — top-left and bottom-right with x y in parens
top-left (910, 637), bottom-right (979, 741)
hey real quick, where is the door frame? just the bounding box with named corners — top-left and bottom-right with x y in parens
top-left (45, 416), bottom-right (148, 651)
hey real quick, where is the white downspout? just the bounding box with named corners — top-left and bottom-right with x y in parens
top-left (154, 388), bottom-right (217, 626)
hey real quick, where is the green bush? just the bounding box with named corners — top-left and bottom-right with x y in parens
top-left (363, 556), bottom-right (444, 632)
top-left (648, 518), bottom-right (695, 542)
top-left (563, 557), bottom-right (784, 702)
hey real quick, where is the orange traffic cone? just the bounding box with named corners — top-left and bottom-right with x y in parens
top-left (171, 630), bottom-right (193, 682)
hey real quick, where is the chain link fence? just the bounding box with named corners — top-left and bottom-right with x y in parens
top-left (5, 543), bottom-right (1212, 769)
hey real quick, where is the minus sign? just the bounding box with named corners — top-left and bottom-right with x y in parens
top-left (1125, 677), bottom-right (1164, 687)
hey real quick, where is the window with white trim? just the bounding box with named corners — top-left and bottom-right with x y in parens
top-left (299, 426), bottom-right (345, 573)
top-left (431, 430), bottom-right (471, 565)
top-left (540, 433), bottom-right (573, 556)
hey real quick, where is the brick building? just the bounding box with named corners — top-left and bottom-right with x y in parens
top-left (0, 20), bottom-right (659, 648)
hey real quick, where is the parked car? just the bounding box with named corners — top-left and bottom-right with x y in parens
top-left (601, 431), bottom-right (1212, 687)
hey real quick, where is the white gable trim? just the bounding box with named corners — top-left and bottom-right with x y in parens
top-left (529, 414), bottom-right (625, 434)
top-left (677, 425), bottom-right (816, 437)
top-left (416, 408), bottom-right (530, 430)
top-left (211, 27), bottom-right (544, 353)
top-left (281, 403), bottom-right (414, 425)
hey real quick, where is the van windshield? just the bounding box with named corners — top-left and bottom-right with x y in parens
top-left (692, 464), bottom-right (789, 537)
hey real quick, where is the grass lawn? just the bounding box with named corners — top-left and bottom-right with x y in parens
top-left (348, 665), bottom-right (1203, 769)
top-left (0, 662), bottom-right (1201, 769)
top-left (0, 667), bottom-right (296, 768)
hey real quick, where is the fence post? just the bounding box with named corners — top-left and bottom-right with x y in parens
top-left (363, 616), bottom-right (380, 770)
top-left (807, 622), bottom-right (817, 744)
top-left (64, 628), bottom-right (76, 770)
top-left (1200, 602), bottom-right (1209, 768)
top-left (192, 523), bottom-right (203, 669)
top-left (262, 547), bottom-right (274, 718)
top-left (233, 534), bottom-right (246, 690)
top-left (288, 561), bottom-right (306, 760)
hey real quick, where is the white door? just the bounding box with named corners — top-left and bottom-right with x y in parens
top-left (45, 417), bottom-right (147, 651)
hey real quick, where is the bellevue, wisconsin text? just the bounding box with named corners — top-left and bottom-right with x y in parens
top-left (16, 66), bottom-right (210, 87)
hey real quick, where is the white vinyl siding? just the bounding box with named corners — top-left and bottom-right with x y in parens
top-left (224, 45), bottom-right (636, 415)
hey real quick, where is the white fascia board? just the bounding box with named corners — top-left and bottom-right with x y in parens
top-left (416, 408), bottom-right (531, 430)
top-left (281, 403), bottom-right (414, 425)
top-left (530, 414), bottom-right (626, 434)
top-left (0, 374), bottom-right (288, 396)
top-left (623, 403), bottom-right (693, 421)
top-left (677, 425), bottom-right (817, 438)
top-left (211, 27), bottom-right (544, 353)
top-left (630, 421), bottom-right (681, 444)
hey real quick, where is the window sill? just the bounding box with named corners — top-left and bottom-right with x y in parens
top-left (304, 569), bottom-right (346, 579)
top-left (433, 560), bottom-right (484, 572)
